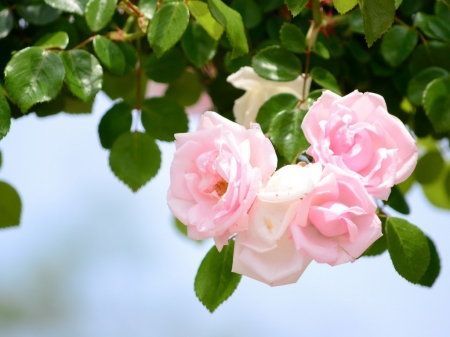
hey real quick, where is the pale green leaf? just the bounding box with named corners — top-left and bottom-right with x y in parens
top-left (34, 31), bottom-right (69, 49)
top-left (85, 0), bottom-right (116, 32)
top-left (334, 0), bottom-right (358, 14)
top-left (187, 1), bottom-right (224, 40)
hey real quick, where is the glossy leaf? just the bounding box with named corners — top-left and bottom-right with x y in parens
top-left (334, 0), bottom-right (358, 14)
top-left (194, 241), bottom-right (241, 313)
top-left (143, 48), bottom-right (186, 83)
top-left (109, 132), bottom-right (161, 192)
top-left (256, 93), bottom-right (298, 133)
top-left (414, 12), bottom-right (450, 43)
top-left (187, 1), bottom-right (224, 40)
top-left (147, 2), bottom-right (189, 57)
top-left (165, 71), bottom-right (203, 107)
top-left (423, 77), bottom-right (450, 133)
top-left (381, 25), bottom-right (418, 67)
top-left (5, 47), bottom-right (65, 112)
top-left (0, 8), bottom-right (13, 39)
top-left (34, 31), bottom-right (69, 49)
top-left (85, 0), bottom-right (116, 32)
top-left (0, 94), bottom-right (11, 140)
top-left (182, 21), bottom-right (217, 68)
top-left (280, 23), bottom-right (306, 54)
top-left (98, 102), bottom-right (133, 149)
top-left (310, 67), bottom-right (341, 95)
top-left (386, 217), bottom-right (430, 284)
top-left (0, 181), bottom-right (22, 228)
top-left (252, 46), bottom-right (302, 81)
top-left (208, 0), bottom-right (249, 58)
top-left (139, 0), bottom-right (158, 19)
top-left (419, 236), bottom-right (441, 287)
top-left (407, 67), bottom-right (449, 106)
top-left (93, 35), bottom-right (126, 75)
top-left (60, 50), bottom-right (103, 102)
top-left (284, 0), bottom-right (308, 17)
top-left (358, 0), bottom-right (395, 47)
top-left (44, 0), bottom-right (89, 15)
top-left (269, 109), bottom-right (309, 162)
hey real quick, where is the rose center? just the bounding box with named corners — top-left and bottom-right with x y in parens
top-left (214, 178), bottom-right (228, 197)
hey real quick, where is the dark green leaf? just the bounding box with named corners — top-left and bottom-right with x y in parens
top-left (313, 41), bottom-right (330, 59)
top-left (409, 41), bottom-right (450, 75)
top-left (346, 39), bottom-right (370, 63)
top-left (280, 23), bottom-right (306, 54)
top-left (310, 67), bottom-right (341, 94)
top-left (269, 109), bottom-right (309, 162)
top-left (194, 241), bottom-right (241, 313)
top-left (117, 42), bottom-right (138, 71)
top-left (334, 0), bottom-right (358, 14)
top-left (284, 0), bottom-right (308, 17)
top-left (256, 93), bottom-right (298, 133)
top-left (93, 35), bottom-right (126, 75)
top-left (386, 185), bottom-right (410, 214)
top-left (419, 236), bottom-right (441, 287)
top-left (44, 0), bottom-right (88, 15)
top-left (415, 150), bottom-right (444, 185)
top-left (438, 0), bottom-right (450, 9)
top-left (5, 47), bottom-right (65, 112)
top-left (224, 52), bottom-right (251, 73)
top-left (187, 0), bottom-right (224, 40)
top-left (165, 71), bottom-right (202, 107)
top-left (98, 101), bottom-right (133, 149)
top-left (0, 94), bottom-right (11, 140)
top-left (349, 7), bottom-right (364, 34)
top-left (60, 50), bottom-right (103, 102)
top-left (34, 31), bottom-right (69, 49)
top-left (85, 0), bottom-right (116, 32)
top-left (381, 25), bottom-right (418, 67)
top-left (259, 0), bottom-right (283, 12)
top-left (414, 12), bottom-right (450, 43)
top-left (423, 77), bottom-right (450, 133)
top-left (109, 132), bottom-right (161, 192)
top-left (147, 2), bottom-right (189, 57)
top-left (182, 21), bottom-right (217, 68)
top-left (231, 0), bottom-right (262, 29)
top-left (208, 0), bottom-right (249, 58)
top-left (252, 46), bottom-right (302, 81)
top-left (143, 48), bottom-right (186, 83)
top-left (0, 181), bottom-right (22, 228)
top-left (0, 8), bottom-right (13, 39)
top-left (141, 97), bottom-right (188, 141)
top-left (386, 217), bottom-right (430, 284)
top-left (362, 217), bottom-right (387, 256)
top-left (407, 67), bottom-right (449, 106)
top-left (139, 0), bottom-right (158, 19)
top-left (358, 0), bottom-right (395, 47)
top-left (18, 2), bottom-right (61, 25)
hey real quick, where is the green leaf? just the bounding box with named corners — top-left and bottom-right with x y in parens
top-left (256, 93), bottom-right (298, 133)
top-left (147, 2), bottom-right (189, 57)
top-left (313, 41), bottom-right (330, 59)
top-left (117, 42), bottom-right (138, 72)
top-left (44, 0), bottom-right (89, 15)
top-left (380, 25), bottom-right (418, 67)
top-left (0, 8), bottom-right (13, 39)
top-left (269, 109), bottom-right (309, 162)
top-left (182, 21), bottom-right (217, 68)
top-left (194, 240), bottom-right (241, 313)
top-left (224, 52), bottom-right (251, 73)
top-left (334, 0), bottom-right (358, 14)
top-left (386, 185), bottom-right (410, 214)
top-left (0, 94), bottom-right (11, 140)
top-left (438, 0), bottom-right (450, 9)
top-left (414, 12), bottom-right (450, 43)
top-left (310, 67), bottom-right (341, 95)
top-left (93, 35), bottom-right (126, 75)
top-left (165, 71), bottom-right (202, 107)
top-left (418, 236), bottom-right (441, 287)
top-left (5, 47), bottom-right (65, 112)
top-left (231, 0), bottom-right (262, 29)
top-left (358, 0), bottom-right (395, 47)
top-left (362, 217), bottom-right (387, 257)
top-left (407, 67), bottom-right (449, 106)
top-left (260, 0), bottom-right (283, 12)
top-left (395, 0), bottom-right (403, 8)
top-left (98, 101), bottom-right (133, 149)
top-left (34, 31), bottom-right (69, 49)
top-left (139, 0), bottom-right (158, 19)
top-left (141, 97), bottom-right (188, 141)
top-left (252, 46), bottom-right (302, 81)
top-left (85, 0), bottom-right (116, 32)
top-left (280, 23), bottom-right (306, 54)
top-left (60, 50), bottom-right (103, 102)
top-left (109, 132), bottom-right (161, 192)
top-left (17, 2), bottom-right (61, 25)
top-left (284, 0), bottom-right (309, 17)
top-left (422, 77), bottom-right (450, 133)
top-left (415, 150), bottom-right (444, 185)
top-left (143, 48), bottom-right (186, 83)
top-left (208, 0), bottom-right (249, 58)
top-left (386, 217), bottom-right (430, 284)
top-left (423, 163), bottom-right (450, 209)
top-left (187, 1), bottom-right (224, 41)
top-left (409, 41), bottom-right (450, 75)
top-left (0, 181), bottom-right (22, 228)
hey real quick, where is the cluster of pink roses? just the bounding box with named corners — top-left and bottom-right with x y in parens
top-left (167, 90), bottom-right (418, 286)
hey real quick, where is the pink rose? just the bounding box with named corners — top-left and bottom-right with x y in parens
top-left (289, 164), bottom-right (382, 266)
top-left (232, 164), bottom-right (321, 286)
top-left (302, 90), bottom-right (418, 200)
top-left (167, 111), bottom-right (277, 250)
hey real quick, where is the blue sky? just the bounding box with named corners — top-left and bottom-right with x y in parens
top-left (0, 92), bottom-right (448, 337)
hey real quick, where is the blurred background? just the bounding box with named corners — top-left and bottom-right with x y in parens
top-left (0, 91), bottom-right (449, 337)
